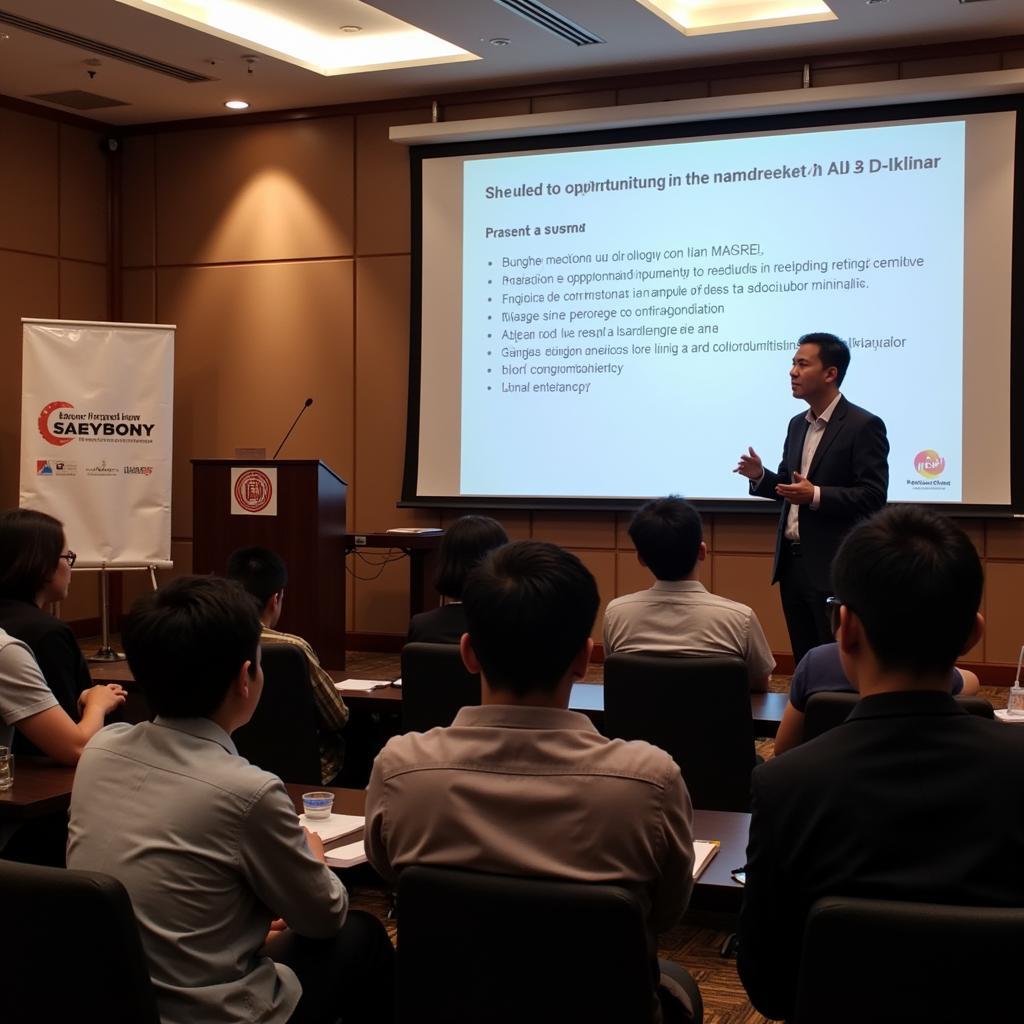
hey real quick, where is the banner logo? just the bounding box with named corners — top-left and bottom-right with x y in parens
top-left (124, 465), bottom-right (154, 476)
top-left (86, 460), bottom-right (119, 477)
top-left (38, 401), bottom-right (75, 446)
top-left (914, 450), bottom-right (946, 479)
top-left (36, 460), bottom-right (53, 475)
top-left (234, 469), bottom-right (273, 513)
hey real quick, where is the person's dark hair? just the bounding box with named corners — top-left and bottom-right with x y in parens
top-left (832, 506), bottom-right (983, 676)
top-left (798, 332), bottom-right (850, 386)
top-left (226, 546), bottom-right (288, 608)
top-left (123, 575), bottom-right (262, 718)
top-left (627, 496), bottom-right (703, 581)
top-left (462, 540), bottom-right (599, 696)
top-left (434, 515), bottom-right (509, 600)
top-left (0, 508), bottom-right (65, 602)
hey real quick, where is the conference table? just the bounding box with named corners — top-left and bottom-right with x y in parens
top-left (90, 661), bottom-right (788, 738)
top-left (1, 762), bottom-right (749, 912)
top-left (0, 757), bottom-right (75, 820)
top-left (331, 678), bottom-right (788, 739)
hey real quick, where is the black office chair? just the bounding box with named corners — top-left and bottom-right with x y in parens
top-left (604, 653), bottom-right (754, 811)
top-left (400, 642), bottom-right (480, 733)
top-left (793, 895), bottom-right (1024, 1023)
top-left (396, 865), bottom-right (702, 1024)
top-left (234, 642), bottom-right (323, 784)
top-left (0, 859), bottom-right (160, 1024)
top-left (803, 691), bottom-right (994, 744)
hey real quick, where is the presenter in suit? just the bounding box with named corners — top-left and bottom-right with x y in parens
top-left (735, 333), bottom-right (888, 664)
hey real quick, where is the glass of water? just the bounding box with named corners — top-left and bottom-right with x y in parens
top-left (0, 745), bottom-right (12, 791)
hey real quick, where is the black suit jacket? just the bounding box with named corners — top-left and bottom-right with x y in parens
top-left (737, 691), bottom-right (1024, 1021)
top-left (407, 603), bottom-right (467, 645)
top-left (752, 396), bottom-right (888, 591)
top-left (0, 598), bottom-right (91, 756)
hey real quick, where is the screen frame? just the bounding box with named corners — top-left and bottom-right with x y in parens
top-left (401, 93), bottom-right (1024, 516)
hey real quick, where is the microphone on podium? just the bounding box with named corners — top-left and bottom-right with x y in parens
top-left (272, 398), bottom-right (314, 459)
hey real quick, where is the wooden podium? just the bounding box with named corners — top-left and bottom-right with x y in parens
top-left (192, 460), bottom-right (348, 668)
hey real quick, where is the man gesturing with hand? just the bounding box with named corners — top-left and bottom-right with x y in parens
top-left (735, 333), bottom-right (888, 664)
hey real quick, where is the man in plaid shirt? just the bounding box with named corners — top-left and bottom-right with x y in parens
top-left (228, 546), bottom-right (349, 784)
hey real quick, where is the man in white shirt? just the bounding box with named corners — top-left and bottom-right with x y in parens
top-left (604, 497), bottom-right (774, 691)
top-left (68, 576), bottom-right (393, 1024)
top-left (735, 333), bottom-right (888, 663)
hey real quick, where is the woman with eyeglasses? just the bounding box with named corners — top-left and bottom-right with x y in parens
top-left (0, 508), bottom-right (125, 757)
top-left (0, 509), bottom-right (126, 865)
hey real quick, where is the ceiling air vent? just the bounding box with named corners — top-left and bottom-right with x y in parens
top-left (493, 0), bottom-right (605, 46)
top-left (29, 90), bottom-right (130, 110)
top-left (0, 9), bottom-right (213, 82)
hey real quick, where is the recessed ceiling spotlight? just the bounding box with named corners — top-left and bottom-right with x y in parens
top-left (865, 0), bottom-right (889, 5)
top-left (489, 37), bottom-right (511, 46)
top-left (339, 25), bottom-right (361, 32)
top-left (224, 99), bottom-right (249, 110)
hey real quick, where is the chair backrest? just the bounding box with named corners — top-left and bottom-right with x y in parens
top-left (603, 652), bottom-right (754, 811)
top-left (803, 691), bottom-right (995, 744)
top-left (0, 859), bottom-right (160, 1024)
top-left (396, 865), bottom-right (658, 1024)
top-left (400, 642), bottom-right (480, 733)
top-left (794, 895), bottom-right (1024, 1023)
top-left (233, 642), bottom-right (322, 784)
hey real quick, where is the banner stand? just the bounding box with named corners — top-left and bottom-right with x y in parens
top-left (84, 564), bottom-right (160, 663)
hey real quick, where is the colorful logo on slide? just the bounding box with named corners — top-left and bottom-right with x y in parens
top-left (234, 469), bottom-right (273, 513)
top-left (38, 401), bottom-right (75, 447)
top-left (914, 450), bottom-right (946, 479)
top-left (36, 460), bottom-right (53, 475)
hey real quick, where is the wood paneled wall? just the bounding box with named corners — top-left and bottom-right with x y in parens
top-left (0, 109), bottom-right (110, 625)
top-left (7, 34), bottom-right (1024, 671)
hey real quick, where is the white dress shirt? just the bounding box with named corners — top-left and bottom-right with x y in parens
top-left (783, 391), bottom-right (842, 541)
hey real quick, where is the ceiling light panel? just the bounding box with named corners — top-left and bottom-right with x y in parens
top-left (113, 0), bottom-right (480, 76)
top-left (634, 0), bottom-right (837, 36)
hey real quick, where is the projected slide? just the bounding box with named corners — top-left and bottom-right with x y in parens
top-left (457, 120), bottom-right (966, 501)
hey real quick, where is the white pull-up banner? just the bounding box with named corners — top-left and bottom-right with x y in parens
top-left (19, 319), bottom-right (175, 568)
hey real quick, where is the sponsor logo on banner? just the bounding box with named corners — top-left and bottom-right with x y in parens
top-left (124, 465), bottom-right (154, 476)
top-left (231, 467), bottom-right (278, 517)
top-left (38, 460), bottom-right (77, 476)
top-left (38, 400), bottom-right (157, 446)
top-left (86, 459), bottom-right (120, 477)
top-left (906, 449), bottom-right (951, 490)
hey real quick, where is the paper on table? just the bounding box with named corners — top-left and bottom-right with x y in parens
top-left (335, 679), bottom-right (394, 692)
top-left (325, 840), bottom-right (367, 869)
top-left (299, 813), bottom-right (365, 843)
top-left (995, 709), bottom-right (1024, 724)
top-left (692, 839), bottom-right (720, 880)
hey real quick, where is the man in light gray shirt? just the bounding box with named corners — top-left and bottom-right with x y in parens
top-left (68, 576), bottom-right (393, 1024)
top-left (604, 497), bottom-right (774, 691)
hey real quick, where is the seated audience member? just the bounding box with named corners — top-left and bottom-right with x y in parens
top-left (603, 497), bottom-right (774, 691)
top-left (227, 546), bottom-right (349, 786)
top-left (407, 514), bottom-right (508, 643)
top-left (774, 640), bottom-right (981, 754)
top-left (68, 576), bottom-right (394, 1024)
top-left (368, 541), bottom-right (701, 1022)
top-left (0, 509), bottom-right (104, 736)
top-left (738, 507), bottom-right (1024, 1022)
top-left (0, 626), bottom-right (124, 863)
